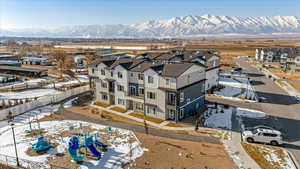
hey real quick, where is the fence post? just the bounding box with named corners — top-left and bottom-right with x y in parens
top-left (5, 155), bottom-right (8, 166)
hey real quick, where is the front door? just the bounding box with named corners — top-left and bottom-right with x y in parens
top-left (127, 100), bottom-right (133, 110)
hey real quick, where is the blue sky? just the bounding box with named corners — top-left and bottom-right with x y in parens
top-left (1, 0), bottom-right (299, 29)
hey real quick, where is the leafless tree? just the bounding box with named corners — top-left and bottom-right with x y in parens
top-left (50, 50), bottom-right (75, 78)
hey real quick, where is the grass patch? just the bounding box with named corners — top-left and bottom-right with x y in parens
top-left (129, 112), bottom-right (164, 124)
top-left (166, 122), bottom-right (182, 127)
top-left (242, 142), bottom-right (287, 169)
top-left (110, 106), bottom-right (127, 113)
top-left (94, 101), bottom-right (110, 108)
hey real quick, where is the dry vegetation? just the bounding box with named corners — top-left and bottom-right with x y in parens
top-left (129, 112), bottom-right (164, 124)
top-left (110, 106), bottom-right (127, 113)
top-left (242, 143), bottom-right (288, 169)
top-left (0, 164), bottom-right (14, 169)
top-left (185, 39), bottom-right (300, 69)
top-left (94, 101), bottom-right (110, 108)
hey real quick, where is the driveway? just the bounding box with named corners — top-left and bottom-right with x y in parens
top-left (236, 58), bottom-right (300, 164)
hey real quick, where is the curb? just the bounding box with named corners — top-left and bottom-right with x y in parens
top-left (287, 150), bottom-right (300, 169)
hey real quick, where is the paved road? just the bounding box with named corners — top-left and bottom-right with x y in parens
top-left (60, 109), bottom-right (221, 145)
top-left (236, 58), bottom-right (300, 164)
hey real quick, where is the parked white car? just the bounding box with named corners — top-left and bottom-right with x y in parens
top-left (242, 128), bottom-right (283, 146)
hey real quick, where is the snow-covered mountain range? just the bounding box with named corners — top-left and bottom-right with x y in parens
top-left (1, 15), bottom-right (300, 38)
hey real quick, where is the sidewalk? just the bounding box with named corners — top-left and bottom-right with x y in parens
top-left (90, 104), bottom-right (195, 131)
top-left (223, 132), bottom-right (261, 169)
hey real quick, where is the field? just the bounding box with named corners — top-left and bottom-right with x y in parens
top-left (127, 132), bottom-right (238, 169)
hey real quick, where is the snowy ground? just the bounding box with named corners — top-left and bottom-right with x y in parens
top-left (261, 146), bottom-right (296, 169)
top-left (204, 105), bottom-right (233, 130)
top-left (45, 75), bottom-right (89, 89)
top-left (0, 77), bottom-right (54, 89)
top-left (0, 120), bottom-right (145, 169)
top-left (0, 98), bottom-right (145, 169)
top-left (236, 108), bottom-right (267, 119)
top-left (214, 77), bottom-right (257, 102)
top-left (243, 143), bottom-right (297, 169)
top-left (0, 89), bottom-right (62, 100)
top-left (219, 70), bottom-right (247, 77)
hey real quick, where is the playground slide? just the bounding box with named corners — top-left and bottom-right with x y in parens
top-left (68, 136), bottom-right (84, 162)
top-left (68, 148), bottom-right (84, 162)
top-left (87, 144), bottom-right (101, 159)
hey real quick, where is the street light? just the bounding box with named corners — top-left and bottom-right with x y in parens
top-left (8, 122), bottom-right (20, 167)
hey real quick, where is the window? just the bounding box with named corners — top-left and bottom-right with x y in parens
top-left (180, 92), bottom-right (185, 102)
top-left (101, 82), bottom-right (107, 88)
top-left (187, 98), bottom-right (190, 103)
top-left (213, 60), bottom-right (217, 67)
top-left (118, 99), bottom-right (124, 105)
top-left (196, 103), bottom-right (200, 109)
top-left (102, 94), bottom-right (108, 100)
top-left (166, 78), bottom-right (170, 86)
top-left (136, 103), bottom-right (143, 110)
top-left (101, 69), bottom-right (105, 75)
top-left (147, 92), bottom-right (156, 99)
top-left (117, 85), bottom-right (124, 91)
top-left (180, 108), bottom-right (184, 119)
top-left (263, 133), bottom-right (277, 137)
top-left (139, 88), bottom-right (144, 95)
top-left (111, 71), bottom-right (113, 77)
top-left (118, 72), bottom-right (123, 78)
top-left (147, 106), bottom-right (156, 115)
top-left (148, 76), bottom-right (154, 83)
top-left (92, 68), bottom-right (95, 73)
top-left (130, 86), bottom-right (136, 96)
top-left (138, 73), bottom-right (144, 80)
top-left (169, 109), bottom-right (175, 120)
top-left (167, 93), bottom-right (176, 105)
top-left (130, 73), bottom-right (133, 77)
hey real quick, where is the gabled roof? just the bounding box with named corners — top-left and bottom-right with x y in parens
top-left (160, 63), bottom-right (195, 78)
top-left (108, 58), bottom-right (133, 70)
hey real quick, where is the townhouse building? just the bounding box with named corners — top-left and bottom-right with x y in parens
top-left (138, 50), bottom-right (220, 91)
top-left (88, 52), bottom-right (207, 121)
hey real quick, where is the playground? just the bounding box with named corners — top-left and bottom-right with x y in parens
top-left (0, 120), bottom-right (145, 169)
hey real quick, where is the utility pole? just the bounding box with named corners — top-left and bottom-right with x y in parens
top-left (9, 123), bottom-right (20, 167)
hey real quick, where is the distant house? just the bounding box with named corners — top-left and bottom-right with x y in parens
top-left (22, 57), bottom-right (51, 66)
top-left (96, 49), bottom-right (111, 56)
top-left (255, 47), bottom-right (300, 73)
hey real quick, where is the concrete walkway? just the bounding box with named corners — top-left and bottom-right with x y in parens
top-left (90, 104), bottom-right (195, 131)
top-left (223, 132), bottom-right (261, 169)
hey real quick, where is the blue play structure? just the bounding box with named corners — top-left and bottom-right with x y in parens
top-left (68, 136), bottom-right (84, 162)
top-left (32, 136), bottom-right (51, 151)
top-left (85, 135), bottom-right (102, 159)
top-left (67, 134), bottom-right (108, 162)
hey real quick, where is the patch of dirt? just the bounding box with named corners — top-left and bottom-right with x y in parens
top-left (0, 164), bottom-right (14, 169)
top-left (25, 129), bottom-right (46, 138)
top-left (125, 132), bottom-right (238, 169)
top-left (48, 155), bottom-right (80, 169)
top-left (39, 113), bottom-right (66, 122)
